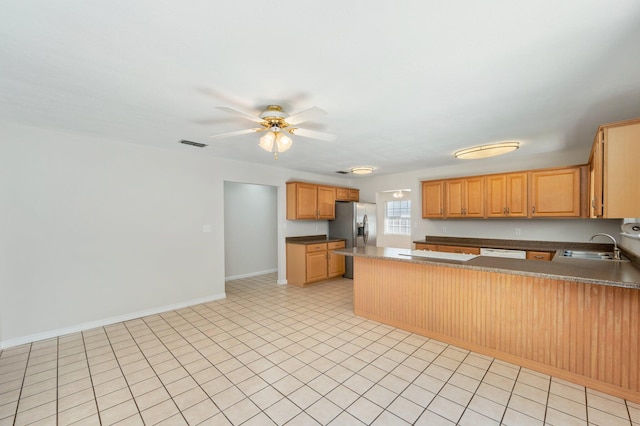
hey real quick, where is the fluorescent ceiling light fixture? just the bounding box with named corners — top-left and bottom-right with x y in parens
top-left (258, 127), bottom-right (292, 159)
top-left (351, 166), bottom-right (375, 175)
top-left (454, 141), bottom-right (520, 160)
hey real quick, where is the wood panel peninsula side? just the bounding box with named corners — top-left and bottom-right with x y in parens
top-left (347, 248), bottom-right (640, 403)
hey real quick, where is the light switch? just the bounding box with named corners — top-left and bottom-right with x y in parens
top-left (203, 224), bottom-right (212, 233)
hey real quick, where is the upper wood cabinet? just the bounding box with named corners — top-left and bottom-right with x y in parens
top-left (317, 186), bottom-right (336, 219)
top-left (422, 165), bottom-right (586, 219)
top-left (589, 118), bottom-right (640, 218)
top-left (529, 166), bottom-right (586, 218)
top-left (336, 187), bottom-right (360, 202)
top-left (486, 173), bottom-right (528, 218)
top-left (287, 182), bottom-right (336, 220)
top-left (445, 177), bottom-right (485, 217)
top-left (422, 180), bottom-right (445, 218)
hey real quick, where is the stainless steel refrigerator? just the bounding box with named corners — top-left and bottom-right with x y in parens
top-left (329, 201), bottom-right (377, 278)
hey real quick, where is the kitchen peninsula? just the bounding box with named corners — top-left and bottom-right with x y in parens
top-left (336, 245), bottom-right (640, 403)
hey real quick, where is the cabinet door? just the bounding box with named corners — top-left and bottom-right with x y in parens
top-left (335, 187), bottom-right (349, 201)
top-left (422, 181), bottom-right (445, 218)
top-left (465, 177), bottom-right (485, 217)
top-left (348, 189), bottom-right (360, 201)
top-left (317, 186), bottom-right (336, 219)
top-left (589, 131), bottom-right (603, 218)
top-left (445, 179), bottom-right (465, 217)
top-left (506, 173), bottom-right (528, 217)
top-left (529, 167), bottom-right (581, 217)
top-left (603, 122), bottom-right (640, 218)
top-left (486, 175), bottom-right (507, 217)
top-left (287, 183), bottom-right (318, 220)
top-left (306, 251), bottom-right (328, 283)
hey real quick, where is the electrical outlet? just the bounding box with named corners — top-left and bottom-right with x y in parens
top-left (515, 228), bottom-right (521, 236)
top-left (442, 226), bottom-right (447, 233)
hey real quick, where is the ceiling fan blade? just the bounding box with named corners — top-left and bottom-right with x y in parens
top-left (210, 128), bottom-right (263, 139)
top-left (285, 106), bottom-right (327, 125)
top-left (216, 106), bottom-right (264, 124)
top-left (289, 127), bottom-right (337, 141)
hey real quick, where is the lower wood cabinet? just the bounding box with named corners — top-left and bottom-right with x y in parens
top-left (526, 251), bottom-right (554, 261)
top-left (287, 241), bottom-right (346, 287)
top-left (414, 243), bottom-right (480, 254)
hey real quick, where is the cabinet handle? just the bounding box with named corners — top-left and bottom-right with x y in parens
top-left (503, 207), bottom-right (507, 215)
top-left (506, 207), bottom-right (510, 214)
top-left (532, 206), bottom-right (536, 214)
top-left (440, 208), bottom-right (443, 215)
top-left (534, 255), bottom-right (544, 259)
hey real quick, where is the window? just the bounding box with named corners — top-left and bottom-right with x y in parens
top-left (384, 200), bottom-right (411, 235)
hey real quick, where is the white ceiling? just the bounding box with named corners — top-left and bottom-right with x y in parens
top-left (2, 1), bottom-right (640, 177)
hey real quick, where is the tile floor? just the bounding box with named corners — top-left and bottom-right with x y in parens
top-left (1, 273), bottom-right (639, 425)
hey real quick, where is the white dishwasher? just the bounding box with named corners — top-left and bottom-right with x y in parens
top-left (480, 247), bottom-right (527, 259)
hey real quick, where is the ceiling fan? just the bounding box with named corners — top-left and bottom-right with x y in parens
top-left (210, 104), bottom-right (336, 159)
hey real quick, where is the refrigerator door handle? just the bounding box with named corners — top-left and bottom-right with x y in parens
top-left (363, 214), bottom-right (369, 245)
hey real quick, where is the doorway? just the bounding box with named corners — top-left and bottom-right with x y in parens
top-left (223, 181), bottom-right (277, 280)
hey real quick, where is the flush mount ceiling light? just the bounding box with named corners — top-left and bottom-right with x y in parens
top-left (454, 141), bottom-right (520, 160)
top-left (351, 166), bottom-right (375, 175)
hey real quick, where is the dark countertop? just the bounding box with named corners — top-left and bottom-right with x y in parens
top-left (334, 246), bottom-right (640, 289)
top-left (414, 236), bottom-right (615, 252)
top-left (286, 235), bottom-right (346, 245)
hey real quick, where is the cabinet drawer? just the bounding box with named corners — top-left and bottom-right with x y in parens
top-left (328, 241), bottom-right (345, 250)
top-left (306, 243), bottom-right (327, 253)
top-left (526, 251), bottom-right (553, 261)
top-left (415, 243), bottom-right (438, 251)
top-left (437, 245), bottom-right (481, 255)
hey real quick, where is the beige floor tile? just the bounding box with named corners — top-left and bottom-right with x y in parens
top-left (140, 399), bottom-right (179, 425)
top-left (223, 398), bottom-right (261, 425)
top-left (134, 386), bottom-right (171, 411)
top-left (458, 408), bottom-right (500, 426)
top-left (57, 400), bottom-right (99, 426)
top-left (13, 401), bottom-right (56, 425)
top-left (544, 407), bottom-right (588, 426)
top-left (1, 275), bottom-right (637, 426)
top-left (427, 395), bottom-right (465, 423)
top-left (414, 409), bottom-right (452, 426)
top-left (181, 398), bottom-right (220, 425)
top-left (501, 408), bottom-right (542, 426)
top-left (98, 399), bottom-right (139, 425)
top-left (264, 398), bottom-right (301, 425)
top-left (467, 394), bottom-right (506, 421)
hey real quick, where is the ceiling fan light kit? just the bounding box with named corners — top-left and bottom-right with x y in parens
top-left (258, 129), bottom-right (292, 159)
top-left (210, 104), bottom-right (335, 159)
top-left (454, 141), bottom-right (520, 160)
top-left (351, 166), bottom-right (375, 175)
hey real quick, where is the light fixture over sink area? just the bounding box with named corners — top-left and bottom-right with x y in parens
top-left (454, 141), bottom-right (520, 160)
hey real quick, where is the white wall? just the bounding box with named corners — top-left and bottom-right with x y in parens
top-left (0, 123), bottom-right (349, 348)
top-left (224, 182), bottom-right (277, 279)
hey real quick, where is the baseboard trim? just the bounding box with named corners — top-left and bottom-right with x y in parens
top-left (0, 292), bottom-right (226, 350)
top-left (225, 269), bottom-right (278, 281)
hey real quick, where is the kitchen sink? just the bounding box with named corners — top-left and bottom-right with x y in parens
top-left (560, 250), bottom-right (628, 261)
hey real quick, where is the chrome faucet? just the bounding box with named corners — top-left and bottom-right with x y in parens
top-left (589, 233), bottom-right (621, 260)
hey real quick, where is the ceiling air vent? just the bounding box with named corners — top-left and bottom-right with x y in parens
top-left (335, 170), bottom-right (349, 174)
top-left (179, 139), bottom-right (207, 148)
